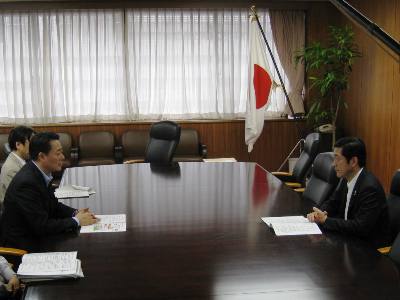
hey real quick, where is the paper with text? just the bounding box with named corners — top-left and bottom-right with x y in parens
top-left (17, 252), bottom-right (81, 277)
top-left (261, 216), bottom-right (322, 236)
top-left (55, 184), bottom-right (95, 199)
top-left (261, 216), bottom-right (309, 227)
top-left (80, 214), bottom-right (126, 233)
top-left (272, 222), bottom-right (322, 236)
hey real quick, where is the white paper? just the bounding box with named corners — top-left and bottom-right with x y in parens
top-left (272, 222), bottom-right (322, 236)
top-left (80, 214), bottom-right (126, 233)
top-left (55, 184), bottom-right (95, 199)
top-left (18, 252), bottom-right (78, 276)
top-left (203, 158), bottom-right (237, 162)
top-left (261, 216), bottom-right (309, 227)
top-left (261, 216), bottom-right (322, 236)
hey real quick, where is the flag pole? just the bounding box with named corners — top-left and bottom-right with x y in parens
top-left (250, 6), bottom-right (298, 118)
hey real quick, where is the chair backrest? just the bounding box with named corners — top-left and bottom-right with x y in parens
top-left (302, 152), bottom-right (339, 205)
top-left (79, 131), bottom-right (115, 159)
top-left (145, 121), bottom-right (181, 164)
top-left (58, 133), bottom-right (72, 160)
top-left (3, 143), bottom-right (11, 157)
top-left (292, 132), bottom-right (321, 183)
top-left (121, 130), bottom-right (149, 159)
top-left (175, 128), bottom-right (200, 156)
top-left (389, 232), bottom-right (400, 266)
top-left (388, 170), bottom-right (400, 241)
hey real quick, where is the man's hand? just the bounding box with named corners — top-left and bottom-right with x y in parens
top-left (5, 275), bottom-right (20, 294)
top-left (307, 207), bottom-right (328, 224)
top-left (76, 210), bottom-right (98, 226)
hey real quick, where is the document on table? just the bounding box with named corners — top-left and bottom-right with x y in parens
top-left (80, 214), bottom-right (126, 233)
top-left (261, 216), bottom-right (322, 236)
top-left (54, 184), bottom-right (96, 199)
top-left (203, 158), bottom-right (237, 162)
top-left (17, 251), bottom-right (84, 282)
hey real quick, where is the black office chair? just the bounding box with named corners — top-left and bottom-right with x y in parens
top-left (388, 170), bottom-right (400, 240)
top-left (3, 143), bottom-right (11, 157)
top-left (145, 121), bottom-right (181, 164)
top-left (298, 152), bottom-right (339, 205)
top-left (272, 132), bottom-right (321, 188)
top-left (389, 232), bottom-right (400, 266)
top-left (378, 170), bottom-right (400, 254)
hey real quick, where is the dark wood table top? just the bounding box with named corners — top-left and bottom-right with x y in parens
top-left (24, 162), bottom-right (400, 300)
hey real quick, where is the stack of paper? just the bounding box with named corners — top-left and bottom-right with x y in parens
top-left (55, 185), bottom-right (96, 199)
top-left (261, 216), bottom-right (322, 236)
top-left (203, 158), bottom-right (237, 162)
top-left (80, 214), bottom-right (126, 233)
top-left (17, 252), bottom-right (84, 282)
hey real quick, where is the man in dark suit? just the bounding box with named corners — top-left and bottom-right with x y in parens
top-left (307, 137), bottom-right (390, 247)
top-left (1, 132), bottom-right (97, 250)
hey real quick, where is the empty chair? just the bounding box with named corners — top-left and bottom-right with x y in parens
top-left (121, 130), bottom-right (149, 163)
top-left (300, 152), bottom-right (339, 205)
top-left (77, 131), bottom-right (116, 167)
top-left (173, 128), bottom-right (207, 162)
top-left (58, 132), bottom-right (77, 169)
top-left (272, 132), bottom-right (321, 188)
top-left (145, 121), bottom-right (181, 164)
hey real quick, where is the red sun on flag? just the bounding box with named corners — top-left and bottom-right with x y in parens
top-left (253, 64), bottom-right (272, 109)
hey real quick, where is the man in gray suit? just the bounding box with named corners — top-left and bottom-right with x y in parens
top-left (0, 126), bottom-right (35, 205)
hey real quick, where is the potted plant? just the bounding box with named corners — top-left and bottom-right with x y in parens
top-left (295, 25), bottom-right (361, 149)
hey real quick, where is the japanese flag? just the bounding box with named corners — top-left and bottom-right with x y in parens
top-left (245, 16), bottom-right (274, 153)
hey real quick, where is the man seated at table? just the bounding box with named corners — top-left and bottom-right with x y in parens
top-left (0, 126), bottom-right (35, 206)
top-left (1, 132), bottom-right (97, 250)
top-left (307, 137), bottom-right (390, 247)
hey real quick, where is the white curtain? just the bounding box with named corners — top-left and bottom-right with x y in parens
top-left (0, 10), bottom-right (128, 123)
top-left (269, 10), bottom-right (305, 114)
top-left (0, 9), bottom-right (304, 124)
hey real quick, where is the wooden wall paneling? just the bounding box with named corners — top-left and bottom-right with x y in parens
top-left (0, 120), bottom-right (306, 172)
top-left (306, 0), bottom-right (399, 190)
top-left (337, 0), bottom-right (399, 191)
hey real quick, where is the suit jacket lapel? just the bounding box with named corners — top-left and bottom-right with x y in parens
top-left (27, 161), bottom-right (53, 211)
top-left (347, 168), bottom-right (366, 217)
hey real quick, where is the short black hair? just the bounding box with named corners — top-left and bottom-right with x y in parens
top-left (8, 126), bottom-right (35, 151)
top-left (29, 132), bottom-right (60, 161)
top-left (334, 137), bottom-right (366, 167)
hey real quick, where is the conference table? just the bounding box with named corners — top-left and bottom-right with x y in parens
top-left (23, 162), bottom-right (400, 299)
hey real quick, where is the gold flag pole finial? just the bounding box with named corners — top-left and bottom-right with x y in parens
top-left (250, 5), bottom-right (258, 20)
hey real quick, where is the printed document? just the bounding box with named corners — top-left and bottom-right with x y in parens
top-left (55, 184), bottom-right (96, 199)
top-left (261, 216), bottom-right (322, 236)
top-left (17, 251), bottom-right (83, 281)
top-left (80, 214), bottom-right (126, 233)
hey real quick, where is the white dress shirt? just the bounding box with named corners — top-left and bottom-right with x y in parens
top-left (344, 168), bottom-right (363, 220)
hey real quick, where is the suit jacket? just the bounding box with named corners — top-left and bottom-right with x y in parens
top-left (319, 169), bottom-right (391, 247)
top-left (0, 153), bottom-right (25, 205)
top-left (1, 161), bottom-right (78, 250)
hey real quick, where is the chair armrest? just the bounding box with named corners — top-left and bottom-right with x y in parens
top-left (294, 187), bottom-right (305, 193)
top-left (285, 182), bottom-right (302, 188)
top-left (124, 159), bottom-right (145, 164)
top-left (0, 247), bottom-right (27, 256)
top-left (377, 246), bottom-right (391, 254)
top-left (271, 171), bottom-right (292, 176)
top-left (70, 147), bottom-right (79, 166)
top-left (272, 172), bottom-right (295, 182)
top-left (200, 144), bottom-right (207, 158)
top-left (115, 145), bottom-right (123, 164)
